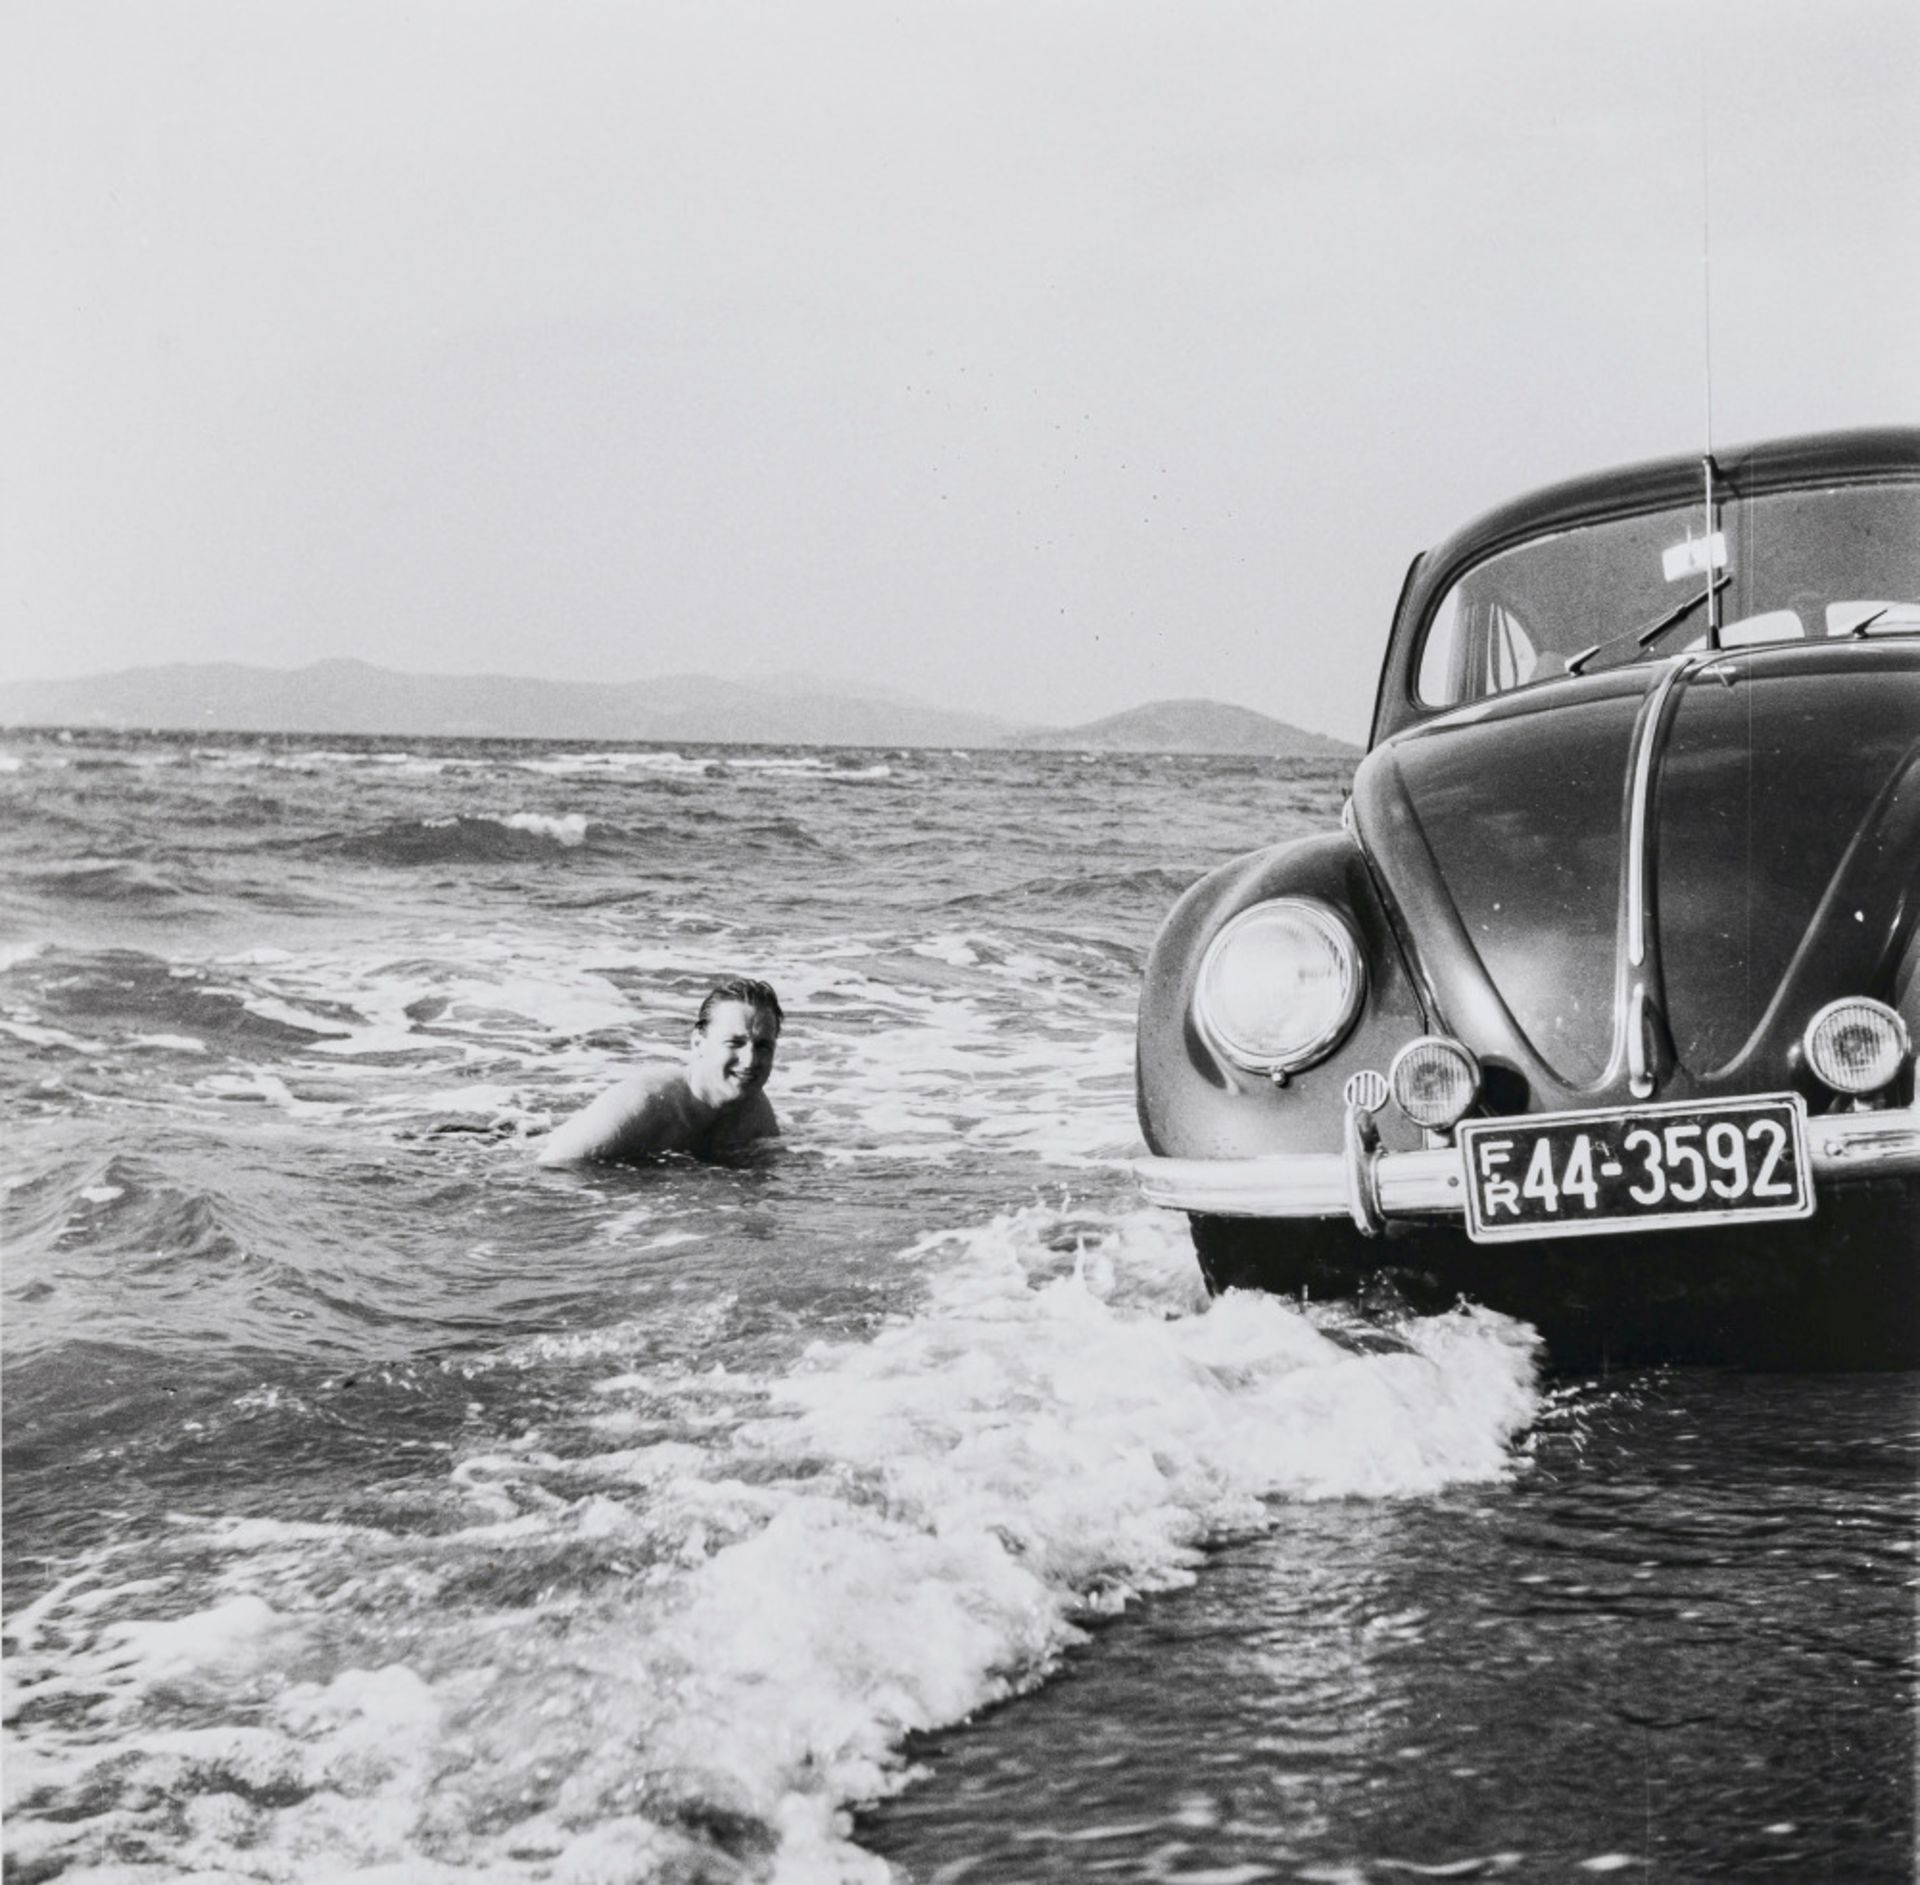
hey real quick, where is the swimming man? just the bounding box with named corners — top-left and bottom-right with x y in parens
top-left (538, 977), bottom-right (783, 1164)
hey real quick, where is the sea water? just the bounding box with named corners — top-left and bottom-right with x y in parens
top-left (2, 731), bottom-right (1911, 1881)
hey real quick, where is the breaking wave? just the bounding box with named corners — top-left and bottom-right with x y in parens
top-left (3, 1207), bottom-right (1540, 1881)
top-left (320, 812), bottom-right (608, 865)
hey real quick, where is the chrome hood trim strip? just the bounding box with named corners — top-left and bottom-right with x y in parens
top-left (1612, 656), bottom-right (1720, 1097)
top-left (1611, 651), bottom-right (1717, 1096)
top-left (1625, 653), bottom-right (1714, 970)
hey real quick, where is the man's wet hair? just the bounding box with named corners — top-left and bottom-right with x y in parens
top-left (695, 978), bottom-right (784, 1036)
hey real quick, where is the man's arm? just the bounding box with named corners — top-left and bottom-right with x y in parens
top-left (537, 1071), bottom-right (688, 1165)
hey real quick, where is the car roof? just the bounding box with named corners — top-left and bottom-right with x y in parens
top-left (1369, 426), bottom-right (1920, 747)
top-left (1419, 426), bottom-right (1920, 579)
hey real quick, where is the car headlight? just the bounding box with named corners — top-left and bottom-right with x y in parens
top-left (1802, 997), bottom-right (1911, 1097)
top-left (1194, 898), bottom-right (1366, 1075)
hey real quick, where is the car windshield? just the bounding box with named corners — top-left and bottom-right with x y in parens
top-left (1415, 480), bottom-right (1920, 707)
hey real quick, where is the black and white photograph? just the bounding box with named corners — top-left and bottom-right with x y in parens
top-left (3, 2), bottom-right (1917, 1879)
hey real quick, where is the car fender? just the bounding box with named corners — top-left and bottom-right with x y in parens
top-left (1135, 829), bottom-right (1430, 1161)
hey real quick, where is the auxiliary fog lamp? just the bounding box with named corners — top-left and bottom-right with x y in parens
top-left (1195, 898), bottom-right (1366, 1076)
top-left (1802, 997), bottom-right (1911, 1100)
top-left (1388, 1035), bottom-right (1483, 1131)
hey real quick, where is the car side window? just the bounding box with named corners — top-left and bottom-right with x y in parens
top-left (1415, 590), bottom-right (1464, 705)
top-left (1415, 591), bottom-right (1541, 708)
top-left (1487, 604), bottom-right (1540, 693)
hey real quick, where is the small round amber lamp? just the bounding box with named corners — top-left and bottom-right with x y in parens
top-left (1388, 1035), bottom-right (1482, 1130)
top-left (1803, 998), bottom-right (1910, 1097)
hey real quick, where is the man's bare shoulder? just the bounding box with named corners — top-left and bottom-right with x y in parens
top-left (537, 1065), bottom-right (697, 1165)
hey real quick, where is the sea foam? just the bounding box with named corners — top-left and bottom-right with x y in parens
top-left (3, 1206), bottom-right (1539, 1882)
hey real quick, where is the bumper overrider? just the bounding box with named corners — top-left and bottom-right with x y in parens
top-left (1133, 1100), bottom-right (1920, 1230)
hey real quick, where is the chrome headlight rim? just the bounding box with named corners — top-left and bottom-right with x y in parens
top-left (1193, 897), bottom-right (1368, 1076)
top-left (1802, 996), bottom-right (1912, 1097)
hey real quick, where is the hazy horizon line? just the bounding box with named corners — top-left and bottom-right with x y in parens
top-left (0, 653), bottom-right (1360, 743)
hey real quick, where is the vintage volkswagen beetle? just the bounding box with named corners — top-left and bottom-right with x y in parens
top-left (1135, 428), bottom-right (1920, 1364)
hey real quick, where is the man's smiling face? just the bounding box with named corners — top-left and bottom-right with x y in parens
top-left (686, 999), bottom-right (779, 1108)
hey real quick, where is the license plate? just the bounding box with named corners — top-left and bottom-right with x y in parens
top-left (1458, 1094), bottom-right (1813, 1243)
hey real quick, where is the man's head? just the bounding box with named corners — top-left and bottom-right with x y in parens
top-left (687, 978), bottom-right (783, 1107)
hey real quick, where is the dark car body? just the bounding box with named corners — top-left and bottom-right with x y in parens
top-left (1134, 430), bottom-right (1920, 1365)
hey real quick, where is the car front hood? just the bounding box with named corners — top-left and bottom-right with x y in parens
top-left (1350, 642), bottom-right (1920, 1104)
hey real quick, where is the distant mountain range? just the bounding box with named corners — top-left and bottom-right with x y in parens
top-left (1015, 698), bottom-right (1355, 756)
top-left (0, 659), bottom-right (1357, 758)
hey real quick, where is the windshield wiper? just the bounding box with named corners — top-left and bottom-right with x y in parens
top-left (1844, 605), bottom-right (1891, 639)
top-left (1564, 571), bottom-right (1733, 677)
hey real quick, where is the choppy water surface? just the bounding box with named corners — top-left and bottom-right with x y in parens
top-left (2, 730), bottom-right (1912, 1882)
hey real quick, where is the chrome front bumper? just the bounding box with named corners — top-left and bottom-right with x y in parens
top-left (1133, 1101), bottom-right (1920, 1227)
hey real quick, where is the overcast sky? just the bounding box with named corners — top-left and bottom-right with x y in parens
top-left (5, 0), bottom-right (1915, 739)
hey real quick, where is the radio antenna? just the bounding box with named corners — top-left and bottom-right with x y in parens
top-left (1700, 76), bottom-right (1715, 467)
top-left (1700, 76), bottom-right (1721, 642)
